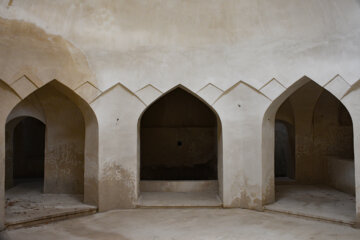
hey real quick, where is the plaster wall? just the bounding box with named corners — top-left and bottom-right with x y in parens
top-left (0, 81), bottom-right (21, 229)
top-left (327, 158), bottom-right (355, 195)
top-left (274, 82), bottom-right (354, 186)
top-left (288, 82), bottom-right (325, 183)
top-left (140, 181), bottom-right (218, 193)
top-left (214, 83), bottom-right (270, 209)
top-left (340, 86), bottom-right (360, 222)
top-left (39, 86), bottom-right (85, 194)
top-left (1, 0), bottom-right (360, 92)
top-left (4, 85), bottom-right (86, 194)
top-left (91, 84), bottom-right (145, 211)
top-left (0, 0), bottom-right (360, 228)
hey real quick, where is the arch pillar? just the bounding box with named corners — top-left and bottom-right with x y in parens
top-left (341, 87), bottom-right (360, 226)
top-left (91, 84), bottom-right (146, 211)
top-left (0, 80), bottom-right (21, 230)
top-left (1, 79), bottom-right (99, 229)
top-left (263, 77), bottom-right (359, 226)
top-left (214, 82), bottom-right (271, 209)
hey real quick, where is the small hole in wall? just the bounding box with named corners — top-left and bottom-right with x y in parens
top-left (238, 104), bottom-right (241, 108)
top-left (116, 118), bottom-right (119, 121)
top-left (177, 141), bottom-right (182, 146)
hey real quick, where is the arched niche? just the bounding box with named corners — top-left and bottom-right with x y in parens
top-left (4, 80), bottom-right (99, 206)
top-left (138, 86), bottom-right (223, 199)
top-left (262, 77), bottom-right (355, 224)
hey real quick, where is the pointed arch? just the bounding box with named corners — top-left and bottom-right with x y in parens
top-left (137, 84), bottom-right (223, 200)
top-left (261, 76), bottom-right (356, 223)
top-left (1, 79), bottom-right (99, 228)
top-left (0, 79), bottom-right (22, 229)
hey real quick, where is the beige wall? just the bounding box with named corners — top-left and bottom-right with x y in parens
top-left (91, 84), bottom-right (145, 211)
top-left (40, 86), bottom-right (85, 194)
top-left (0, 80), bottom-right (21, 229)
top-left (0, 80), bottom-right (99, 230)
top-left (1, 0), bottom-right (360, 229)
top-left (5, 84), bottom-right (86, 194)
top-left (274, 81), bottom-right (355, 187)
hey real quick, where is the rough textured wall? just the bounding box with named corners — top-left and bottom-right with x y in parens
top-left (214, 83), bottom-right (271, 209)
top-left (0, 81), bottom-right (21, 229)
top-left (140, 88), bottom-right (217, 180)
top-left (39, 86), bottom-right (85, 194)
top-left (313, 91), bottom-right (354, 160)
top-left (288, 82), bottom-right (325, 184)
top-left (1, 0), bottom-right (359, 93)
top-left (6, 84), bottom-right (86, 194)
top-left (91, 84), bottom-right (146, 211)
top-left (313, 90), bottom-right (354, 194)
top-left (0, 17), bottom-right (96, 90)
top-left (0, 0), bottom-right (360, 225)
top-left (275, 81), bottom-right (354, 187)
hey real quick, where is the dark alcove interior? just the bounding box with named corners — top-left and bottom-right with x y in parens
top-left (140, 88), bottom-right (218, 180)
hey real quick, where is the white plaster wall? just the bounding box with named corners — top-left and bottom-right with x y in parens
top-left (0, 81), bottom-right (21, 229)
top-left (91, 84), bottom-right (145, 210)
top-left (214, 83), bottom-right (271, 209)
top-left (0, 0), bottom-right (359, 93)
top-left (0, 0), bottom-right (360, 227)
top-left (341, 86), bottom-right (360, 223)
top-left (328, 158), bottom-right (355, 195)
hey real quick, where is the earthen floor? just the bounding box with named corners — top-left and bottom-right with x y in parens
top-left (1, 208), bottom-right (360, 240)
top-left (5, 180), bottom-right (96, 228)
top-left (265, 184), bottom-right (356, 224)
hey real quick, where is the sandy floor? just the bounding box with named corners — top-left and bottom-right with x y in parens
top-left (265, 185), bottom-right (356, 224)
top-left (1, 208), bottom-right (360, 240)
top-left (5, 180), bottom-right (96, 227)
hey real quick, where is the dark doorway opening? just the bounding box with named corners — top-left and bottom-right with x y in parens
top-left (275, 120), bottom-right (295, 179)
top-left (140, 88), bottom-right (218, 181)
top-left (6, 117), bottom-right (45, 188)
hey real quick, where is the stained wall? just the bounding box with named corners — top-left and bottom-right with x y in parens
top-left (0, 0), bottom-right (360, 229)
top-left (274, 82), bottom-right (354, 190)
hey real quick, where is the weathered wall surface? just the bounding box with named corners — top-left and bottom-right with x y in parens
top-left (0, 81), bottom-right (21, 229)
top-left (39, 86), bottom-right (85, 194)
top-left (91, 84), bottom-right (145, 211)
top-left (1, 0), bottom-right (360, 93)
top-left (214, 83), bottom-right (271, 209)
top-left (340, 85), bottom-right (360, 223)
top-left (274, 81), bottom-right (355, 188)
top-left (5, 84), bottom-right (86, 194)
top-left (313, 91), bottom-right (354, 160)
top-left (288, 82), bottom-right (325, 184)
top-left (0, 0), bottom-right (360, 228)
top-left (328, 158), bottom-right (355, 195)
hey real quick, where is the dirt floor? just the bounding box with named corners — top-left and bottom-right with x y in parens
top-left (265, 184), bottom-right (356, 224)
top-left (1, 208), bottom-right (360, 240)
top-left (5, 180), bottom-right (96, 227)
